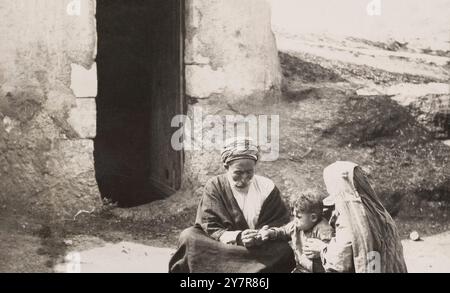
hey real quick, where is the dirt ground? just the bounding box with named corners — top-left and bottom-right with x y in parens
top-left (47, 231), bottom-right (450, 273)
top-left (1, 26), bottom-right (449, 273)
top-left (2, 208), bottom-right (450, 273)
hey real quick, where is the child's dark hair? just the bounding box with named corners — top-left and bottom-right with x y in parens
top-left (290, 190), bottom-right (323, 217)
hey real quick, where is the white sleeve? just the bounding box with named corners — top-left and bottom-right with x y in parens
top-left (321, 213), bottom-right (354, 272)
top-left (219, 230), bottom-right (242, 245)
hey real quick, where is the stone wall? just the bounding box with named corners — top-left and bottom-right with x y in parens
top-left (185, 0), bottom-right (282, 102)
top-left (0, 0), bottom-right (99, 218)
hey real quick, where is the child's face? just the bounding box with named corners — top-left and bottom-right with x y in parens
top-left (293, 208), bottom-right (318, 231)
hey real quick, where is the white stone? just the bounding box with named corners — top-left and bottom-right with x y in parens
top-left (2, 116), bottom-right (18, 133)
top-left (186, 65), bottom-right (226, 98)
top-left (64, 240), bottom-right (74, 246)
top-left (67, 98), bottom-right (96, 139)
top-left (70, 63), bottom-right (98, 98)
top-left (409, 231), bottom-right (421, 241)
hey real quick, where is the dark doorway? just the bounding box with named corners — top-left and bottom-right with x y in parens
top-left (95, 0), bottom-right (184, 207)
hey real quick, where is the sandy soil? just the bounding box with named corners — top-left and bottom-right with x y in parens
top-left (403, 232), bottom-right (450, 273)
top-left (49, 231), bottom-right (450, 273)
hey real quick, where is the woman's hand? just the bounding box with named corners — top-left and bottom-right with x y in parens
top-left (303, 239), bottom-right (327, 259)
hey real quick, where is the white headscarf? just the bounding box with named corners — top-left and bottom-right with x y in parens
top-left (322, 161), bottom-right (408, 273)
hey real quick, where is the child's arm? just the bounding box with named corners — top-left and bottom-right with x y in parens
top-left (258, 222), bottom-right (294, 241)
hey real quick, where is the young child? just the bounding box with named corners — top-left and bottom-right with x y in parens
top-left (259, 190), bottom-right (334, 273)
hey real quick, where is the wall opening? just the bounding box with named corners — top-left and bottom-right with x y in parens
top-left (95, 0), bottom-right (185, 207)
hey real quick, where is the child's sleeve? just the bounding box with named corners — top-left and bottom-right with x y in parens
top-left (269, 221), bottom-right (295, 241)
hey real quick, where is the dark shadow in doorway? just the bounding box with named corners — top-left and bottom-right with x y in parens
top-left (95, 0), bottom-right (184, 207)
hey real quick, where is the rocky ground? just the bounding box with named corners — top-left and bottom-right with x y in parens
top-left (1, 28), bottom-right (450, 272)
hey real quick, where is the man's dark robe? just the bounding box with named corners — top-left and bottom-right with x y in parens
top-left (169, 174), bottom-right (296, 273)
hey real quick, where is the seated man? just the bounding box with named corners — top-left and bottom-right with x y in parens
top-left (169, 137), bottom-right (296, 273)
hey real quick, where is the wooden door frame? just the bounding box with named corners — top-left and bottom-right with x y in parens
top-left (149, 0), bottom-right (185, 197)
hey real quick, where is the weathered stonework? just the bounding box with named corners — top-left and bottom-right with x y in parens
top-left (0, 0), bottom-right (99, 218)
top-left (185, 0), bottom-right (282, 102)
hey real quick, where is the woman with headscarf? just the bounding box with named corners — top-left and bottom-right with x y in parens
top-left (303, 161), bottom-right (408, 273)
top-left (169, 137), bottom-right (295, 273)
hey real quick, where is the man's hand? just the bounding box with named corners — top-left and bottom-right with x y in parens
top-left (241, 229), bottom-right (259, 247)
